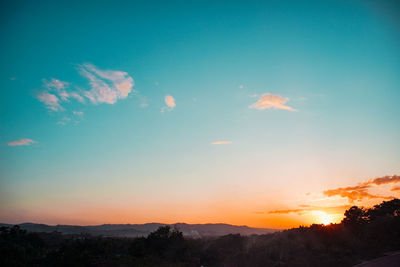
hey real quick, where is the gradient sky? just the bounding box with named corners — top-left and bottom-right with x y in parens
top-left (1, 0), bottom-right (400, 229)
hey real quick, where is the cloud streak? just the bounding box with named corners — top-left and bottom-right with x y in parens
top-left (249, 94), bottom-right (296, 111)
top-left (211, 141), bottom-right (232, 145)
top-left (7, 139), bottom-right (36, 146)
top-left (364, 175), bottom-right (400, 186)
top-left (391, 186), bottom-right (400, 192)
top-left (323, 185), bottom-right (393, 203)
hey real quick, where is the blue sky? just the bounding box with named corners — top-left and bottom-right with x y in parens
top-left (1, 0), bottom-right (400, 227)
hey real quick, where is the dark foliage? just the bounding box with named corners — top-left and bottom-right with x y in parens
top-left (1, 199), bottom-right (400, 266)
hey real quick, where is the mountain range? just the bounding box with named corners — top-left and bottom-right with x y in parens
top-left (0, 222), bottom-right (277, 238)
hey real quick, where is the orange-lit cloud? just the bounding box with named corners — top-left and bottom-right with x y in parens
top-left (323, 185), bottom-right (393, 203)
top-left (323, 175), bottom-right (399, 203)
top-left (364, 175), bottom-right (400, 185)
top-left (211, 141), bottom-right (232, 145)
top-left (7, 139), bottom-right (36, 146)
top-left (391, 186), bottom-right (400, 192)
top-left (165, 95), bottom-right (175, 108)
top-left (161, 95), bottom-right (176, 112)
top-left (249, 94), bottom-right (296, 111)
top-left (268, 208), bottom-right (304, 215)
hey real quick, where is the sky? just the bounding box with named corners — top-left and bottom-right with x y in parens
top-left (1, 0), bottom-right (400, 229)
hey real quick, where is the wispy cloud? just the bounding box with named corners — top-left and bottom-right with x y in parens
top-left (38, 79), bottom-right (86, 112)
top-left (79, 63), bottom-right (134, 104)
top-left (211, 141), bottom-right (232, 145)
top-left (44, 78), bottom-right (68, 90)
top-left (7, 139), bottom-right (36, 146)
top-left (43, 78), bottom-right (70, 101)
top-left (73, 111), bottom-right (83, 117)
top-left (323, 175), bottom-right (399, 203)
top-left (161, 95), bottom-right (176, 112)
top-left (37, 91), bottom-right (63, 111)
top-left (57, 116), bottom-right (71, 126)
top-left (70, 92), bottom-right (86, 103)
top-left (249, 94), bottom-right (296, 111)
top-left (36, 64), bottom-right (134, 122)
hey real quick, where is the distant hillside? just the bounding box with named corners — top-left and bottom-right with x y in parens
top-left (0, 222), bottom-right (277, 238)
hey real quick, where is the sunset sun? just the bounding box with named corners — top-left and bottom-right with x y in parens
top-left (313, 211), bottom-right (334, 225)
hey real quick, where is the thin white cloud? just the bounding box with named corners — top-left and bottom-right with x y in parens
top-left (36, 64), bottom-right (135, 123)
top-left (249, 93), bottom-right (296, 111)
top-left (7, 139), bottom-right (36, 146)
top-left (79, 63), bottom-right (134, 104)
top-left (70, 92), bottom-right (86, 103)
top-left (73, 111), bottom-right (83, 117)
top-left (161, 95), bottom-right (176, 112)
top-left (43, 78), bottom-right (70, 101)
top-left (44, 78), bottom-right (68, 90)
top-left (211, 141), bottom-right (232, 145)
top-left (248, 94), bottom-right (259, 98)
top-left (37, 91), bottom-right (63, 111)
top-left (57, 116), bottom-right (71, 126)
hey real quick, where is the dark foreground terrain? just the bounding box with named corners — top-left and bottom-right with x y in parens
top-left (1, 199), bottom-right (399, 267)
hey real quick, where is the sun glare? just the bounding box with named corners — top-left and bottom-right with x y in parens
top-left (312, 211), bottom-right (334, 225)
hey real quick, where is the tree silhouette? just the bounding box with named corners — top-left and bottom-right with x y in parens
top-left (342, 206), bottom-right (368, 227)
top-left (368, 199), bottom-right (400, 220)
